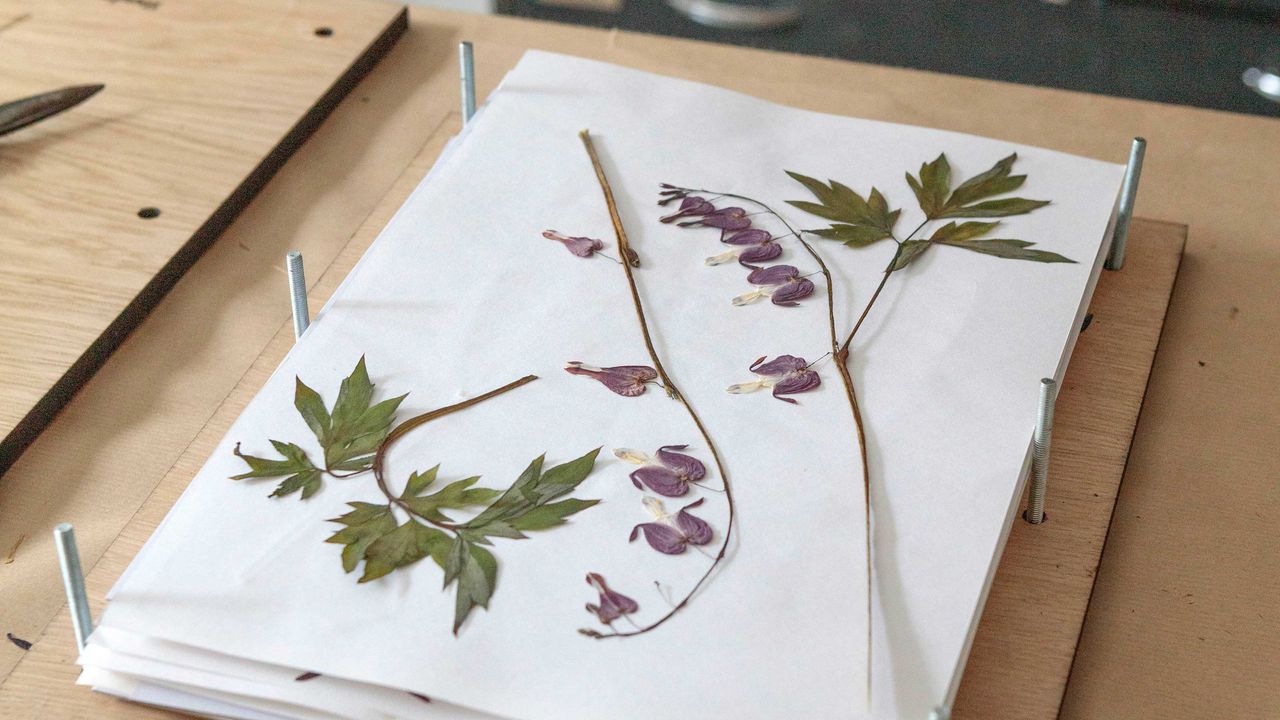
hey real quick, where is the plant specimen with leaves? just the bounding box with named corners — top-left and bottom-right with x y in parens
top-left (658, 151), bottom-right (1072, 688)
top-left (231, 357), bottom-right (602, 634)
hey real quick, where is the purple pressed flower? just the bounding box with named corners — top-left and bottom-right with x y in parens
top-left (678, 206), bottom-right (751, 232)
top-left (660, 196), bottom-right (716, 222)
top-left (565, 361), bottom-right (658, 397)
top-left (542, 230), bottom-right (604, 258)
top-left (705, 228), bottom-right (783, 266)
top-left (614, 445), bottom-right (707, 497)
top-left (727, 354), bottom-right (822, 404)
top-left (629, 498), bottom-right (714, 555)
top-left (732, 264), bottom-right (816, 307)
top-left (584, 573), bottom-right (639, 625)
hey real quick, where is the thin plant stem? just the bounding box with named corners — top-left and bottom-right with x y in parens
top-left (670, 184), bottom-right (873, 698)
top-left (371, 375), bottom-right (539, 529)
top-left (578, 131), bottom-right (735, 640)
top-left (838, 218), bottom-right (928, 356)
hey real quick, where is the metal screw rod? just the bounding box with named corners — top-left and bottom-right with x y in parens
top-left (54, 523), bottom-right (93, 651)
top-left (459, 41), bottom-right (476, 124)
top-left (1027, 378), bottom-right (1057, 524)
top-left (1105, 137), bottom-right (1146, 271)
top-left (286, 251), bottom-right (308, 339)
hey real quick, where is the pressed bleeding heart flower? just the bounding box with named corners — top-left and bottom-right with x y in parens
top-left (732, 264), bottom-right (816, 307)
top-left (629, 497), bottom-right (714, 555)
top-left (679, 206), bottom-right (751, 232)
top-left (584, 572), bottom-right (639, 625)
top-left (727, 354), bottom-right (822, 404)
top-left (660, 195), bottom-right (716, 222)
top-left (613, 445), bottom-right (707, 497)
top-left (542, 230), bottom-right (604, 258)
top-left (705, 228), bottom-right (783, 266)
top-left (564, 361), bottom-right (658, 397)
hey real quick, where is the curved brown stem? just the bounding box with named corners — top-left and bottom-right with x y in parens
top-left (371, 375), bottom-right (539, 530)
top-left (673, 185), bottom-right (871, 692)
top-left (578, 133), bottom-right (734, 639)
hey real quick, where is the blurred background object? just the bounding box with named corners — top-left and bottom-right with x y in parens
top-left (405, 0), bottom-right (1280, 115)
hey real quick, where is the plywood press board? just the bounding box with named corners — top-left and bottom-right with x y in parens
top-left (0, 99), bottom-right (1184, 716)
top-left (0, 0), bottom-right (407, 473)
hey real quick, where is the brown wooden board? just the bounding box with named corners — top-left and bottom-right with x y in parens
top-left (0, 8), bottom-right (1274, 718)
top-left (0, 0), bottom-right (408, 475)
top-left (0, 101), bottom-right (1183, 714)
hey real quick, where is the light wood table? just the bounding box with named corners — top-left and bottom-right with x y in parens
top-left (0, 7), bottom-right (1275, 719)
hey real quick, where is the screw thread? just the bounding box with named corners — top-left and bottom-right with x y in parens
top-left (286, 251), bottom-right (309, 339)
top-left (1028, 377), bottom-right (1057, 524)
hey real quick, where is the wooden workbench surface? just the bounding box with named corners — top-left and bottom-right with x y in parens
top-left (0, 7), bottom-right (1275, 718)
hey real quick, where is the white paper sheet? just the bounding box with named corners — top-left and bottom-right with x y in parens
top-left (93, 51), bottom-right (1123, 720)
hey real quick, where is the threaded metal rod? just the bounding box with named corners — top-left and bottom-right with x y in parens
top-left (459, 41), bottom-right (476, 124)
top-left (1105, 137), bottom-right (1146, 271)
top-left (1027, 378), bottom-right (1057, 524)
top-left (54, 523), bottom-right (93, 651)
top-left (286, 251), bottom-right (308, 339)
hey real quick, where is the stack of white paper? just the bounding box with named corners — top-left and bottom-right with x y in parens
top-left (79, 51), bottom-right (1124, 720)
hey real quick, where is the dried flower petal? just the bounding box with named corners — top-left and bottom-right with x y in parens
top-left (721, 228), bottom-right (772, 246)
top-left (737, 242), bottom-right (783, 265)
top-left (660, 196), bottom-right (715, 222)
top-left (683, 207), bottom-right (750, 231)
top-left (630, 522), bottom-right (687, 554)
top-left (750, 354), bottom-right (808, 376)
top-left (770, 277), bottom-right (815, 306)
top-left (731, 289), bottom-right (771, 306)
top-left (542, 230), bottom-right (604, 258)
top-left (746, 264), bottom-right (801, 286)
top-left (585, 573), bottom-right (639, 624)
top-left (656, 445), bottom-right (706, 482)
top-left (613, 448), bottom-right (651, 465)
top-left (631, 465), bottom-right (689, 496)
top-left (565, 362), bottom-right (658, 397)
top-left (732, 355), bottom-right (822, 404)
top-left (674, 499), bottom-right (713, 545)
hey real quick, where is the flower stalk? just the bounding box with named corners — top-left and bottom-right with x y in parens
top-left (578, 130), bottom-right (735, 639)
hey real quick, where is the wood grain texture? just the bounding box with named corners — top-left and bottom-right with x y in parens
top-left (0, 7), bottom-right (1275, 717)
top-left (0, 0), bottom-right (407, 474)
top-left (953, 221), bottom-right (1184, 719)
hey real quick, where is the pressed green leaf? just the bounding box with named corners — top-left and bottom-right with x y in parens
top-left (450, 542), bottom-right (498, 635)
top-left (907, 154), bottom-right (951, 218)
top-left (401, 466), bottom-right (440, 499)
top-left (784, 199), bottom-right (847, 223)
top-left (309, 357), bottom-right (406, 472)
top-left (946, 153), bottom-right (1018, 207)
top-left (526, 448), bottom-right (601, 503)
top-left (827, 180), bottom-right (871, 220)
top-left (930, 221), bottom-right (1001, 244)
top-left (294, 378), bottom-right (330, 446)
top-left (808, 224), bottom-right (892, 247)
top-left (329, 357), bottom-right (374, 438)
top-left (890, 240), bottom-right (933, 271)
top-left (510, 498), bottom-right (600, 532)
top-left (325, 502), bottom-right (396, 573)
top-left (784, 171), bottom-right (838, 207)
top-left (462, 521), bottom-right (526, 541)
top-left (232, 441), bottom-right (323, 500)
top-left (937, 197), bottom-right (1050, 219)
top-left (466, 455), bottom-right (544, 527)
top-left (359, 520), bottom-right (451, 583)
top-left (404, 476), bottom-right (501, 524)
top-left (939, 238), bottom-right (1076, 263)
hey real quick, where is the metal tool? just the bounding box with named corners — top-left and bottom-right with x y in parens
top-left (0, 84), bottom-right (104, 137)
top-left (287, 251), bottom-right (309, 339)
top-left (1027, 378), bottom-right (1057, 525)
top-left (54, 523), bottom-right (93, 651)
top-left (666, 0), bottom-right (802, 30)
top-left (460, 41), bottom-right (476, 124)
top-left (1105, 138), bottom-right (1146, 271)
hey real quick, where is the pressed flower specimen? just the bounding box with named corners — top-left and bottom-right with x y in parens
top-left (231, 357), bottom-right (602, 634)
top-left (573, 130), bottom-right (735, 640)
top-left (630, 497), bottom-right (714, 555)
top-left (661, 151), bottom-right (1071, 694)
top-left (584, 573), bottom-right (639, 629)
top-left (614, 445), bottom-right (708, 497)
top-left (543, 230), bottom-right (604, 258)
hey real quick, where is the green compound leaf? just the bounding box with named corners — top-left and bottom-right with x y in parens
top-left (299, 356), bottom-right (407, 474)
top-left (443, 539), bottom-right (498, 635)
top-left (232, 440), bottom-right (322, 500)
top-left (325, 502), bottom-right (397, 573)
top-left (402, 473), bottom-right (502, 525)
top-left (907, 153), bottom-right (1050, 221)
top-left (357, 519), bottom-right (451, 584)
top-left (785, 171), bottom-right (898, 248)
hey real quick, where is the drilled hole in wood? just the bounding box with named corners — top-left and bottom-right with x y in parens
top-left (314, 26), bottom-right (334, 37)
top-left (137, 207), bottom-right (161, 219)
